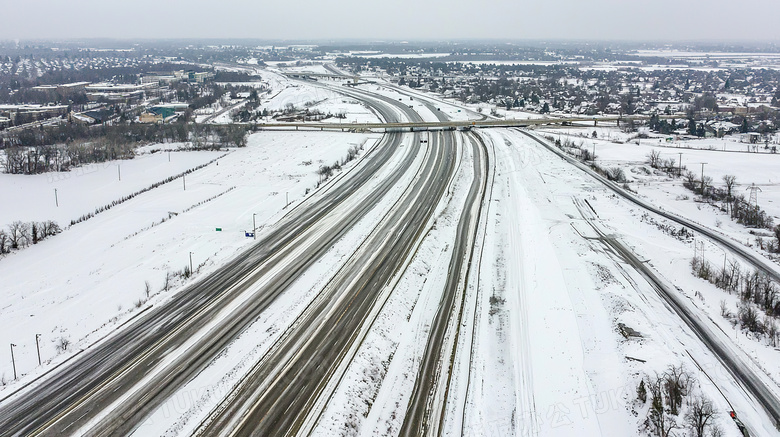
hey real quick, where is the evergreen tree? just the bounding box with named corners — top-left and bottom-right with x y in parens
top-left (637, 380), bottom-right (647, 403)
top-left (541, 102), bottom-right (550, 113)
top-left (741, 119), bottom-right (749, 133)
top-left (688, 118), bottom-right (697, 136)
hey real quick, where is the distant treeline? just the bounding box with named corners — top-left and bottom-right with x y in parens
top-left (2, 123), bottom-right (247, 174)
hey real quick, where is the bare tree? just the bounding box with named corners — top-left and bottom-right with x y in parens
top-left (683, 170), bottom-right (698, 189)
top-left (647, 376), bottom-right (679, 436)
top-left (647, 149), bottom-right (662, 168)
top-left (7, 221), bottom-right (30, 249)
top-left (663, 365), bottom-right (691, 416)
top-left (722, 175), bottom-right (737, 200)
top-left (40, 220), bottom-right (61, 237)
top-left (162, 271), bottom-right (171, 292)
top-left (723, 175), bottom-right (737, 213)
top-left (685, 395), bottom-right (717, 437)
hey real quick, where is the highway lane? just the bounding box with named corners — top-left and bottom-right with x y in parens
top-left (0, 90), bottom-right (422, 437)
top-left (521, 129), bottom-right (780, 430)
top-left (399, 132), bottom-right (490, 437)
top-left (385, 84), bottom-right (494, 436)
top-left (195, 126), bottom-right (458, 437)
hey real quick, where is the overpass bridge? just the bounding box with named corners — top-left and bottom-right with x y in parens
top-left (251, 115), bottom-right (653, 132)
top-left (281, 72), bottom-right (361, 84)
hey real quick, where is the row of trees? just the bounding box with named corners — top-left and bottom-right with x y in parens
top-left (646, 149), bottom-right (684, 176)
top-left (647, 150), bottom-right (774, 230)
top-left (691, 253), bottom-right (780, 345)
top-left (2, 123), bottom-right (247, 174)
top-left (551, 136), bottom-right (629, 184)
top-left (0, 220), bottom-right (61, 254)
top-left (4, 139), bottom-right (135, 174)
top-left (68, 156), bottom-right (224, 227)
top-left (678, 170), bottom-right (774, 230)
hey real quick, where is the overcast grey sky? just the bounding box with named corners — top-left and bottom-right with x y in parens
top-left (1, 0), bottom-right (779, 41)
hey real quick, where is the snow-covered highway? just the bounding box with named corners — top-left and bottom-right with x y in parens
top-left (1, 71), bottom-right (779, 437)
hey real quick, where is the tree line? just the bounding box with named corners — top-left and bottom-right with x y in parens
top-left (691, 254), bottom-right (780, 346)
top-left (2, 123), bottom-right (247, 175)
top-left (0, 220), bottom-right (61, 254)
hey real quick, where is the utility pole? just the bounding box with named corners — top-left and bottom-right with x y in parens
top-left (10, 343), bottom-right (17, 380)
top-left (35, 334), bottom-right (41, 366)
top-left (117, 164), bottom-right (121, 182)
top-left (168, 151), bottom-right (171, 162)
top-left (252, 213), bottom-right (257, 240)
top-left (700, 162), bottom-right (708, 194)
top-left (189, 251), bottom-right (193, 274)
top-left (183, 174), bottom-right (186, 191)
top-left (286, 192), bottom-right (289, 207)
top-left (54, 188), bottom-right (59, 207)
top-left (678, 152), bottom-right (683, 177)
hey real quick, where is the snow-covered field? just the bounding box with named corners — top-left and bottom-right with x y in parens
top-left (243, 68), bottom-right (380, 124)
top-left (471, 129), bottom-right (779, 436)
top-left (538, 127), bottom-right (780, 244)
top-left (0, 130), bottom-right (379, 387)
top-left (0, 148), bottom-right (221, 228)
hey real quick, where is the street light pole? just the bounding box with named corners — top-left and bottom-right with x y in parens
top-left (10, 343), bottom-right (17, 380)
top-left (54, 188), bottom-right (59, 207)
top-left (35, 334), bottom-right (41, 366)
top-left (252, 213), bottom-right (257, 240)
top-left (189, 251), bottom-right (193, 274)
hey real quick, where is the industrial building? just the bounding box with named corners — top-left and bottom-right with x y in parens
top-left (85, 83), bottom-right (158, 103)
